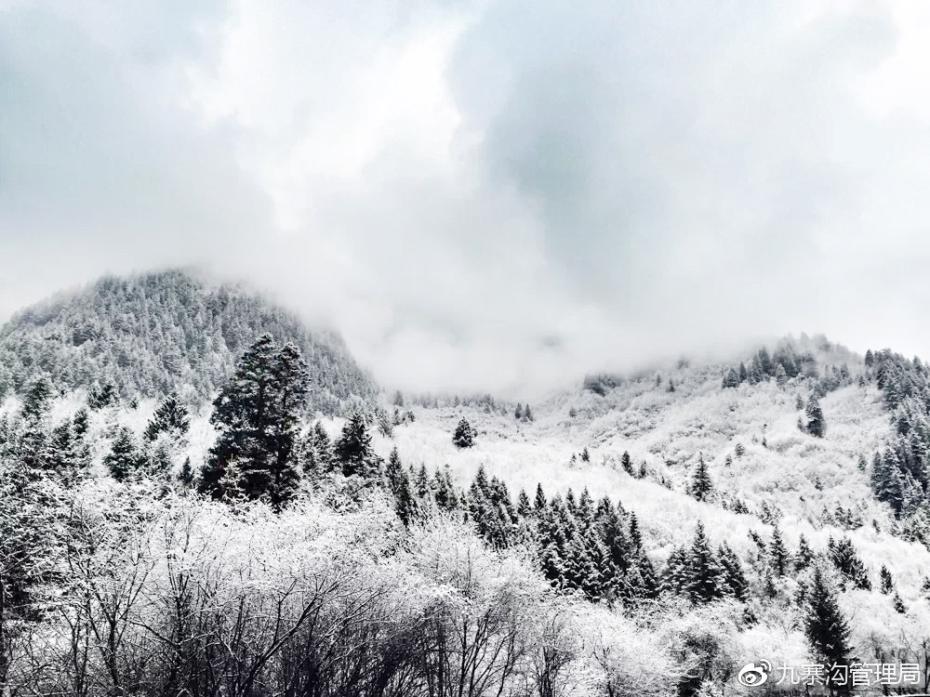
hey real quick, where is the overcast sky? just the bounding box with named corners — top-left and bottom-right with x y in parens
top-left (2, 1), bottom-right (930, 393)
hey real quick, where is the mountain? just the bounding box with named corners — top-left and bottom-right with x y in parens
top-left (0, 269), bottom-right (377, 413)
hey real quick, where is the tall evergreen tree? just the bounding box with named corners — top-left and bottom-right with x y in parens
top-left (335, 411), bottom-right (378, 478)
top-left (879, 565), bottom-right (894, 595)
top-left (805, 394), bottom-right (826, 437)
top-left (452, 418), bottom-right (476, 448)
top-left (620, 451), bottom-right (634, 476)
top-left (199, 334), bottom-right (308, 508)
top-left (770, 524), bottom-right (789, 576)
top-left (690, 455), bottom-right (713, 501)
top-left (105, 426), bottom-right (143, 482)
top-left (533, 483), bottom-right (547, 513)
top-left (144, 392), bottom-right (190, 441)
top-left (717, 544), bottom-right (748, 601)
top-left (686, 522), bottom-right (723, 603)
top-left (805, 566), bottom-right (853, 694)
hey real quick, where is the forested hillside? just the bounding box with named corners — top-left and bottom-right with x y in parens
top-left (0, 270), bottom-right (376, 413)
top-left (4, 276), bottom-right (930, 696)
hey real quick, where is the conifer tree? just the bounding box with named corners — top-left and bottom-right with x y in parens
top-left (661, 547), bottom-right (691, 596)
top-left (795, 534), bottom-right (815, 572)
top-left (516, 489), bottom-right (532, 517)
top-left (828, 537), bottom-right (872, 591)
top-left (144, 392), bottom-right (190, 441)
top-left (105, 426), bottom-right (143, 482)
top-left (805, 566), bottom-right (852, 692)
top-left (690, 455), bottom-right (713, 501)
top-left (770, 524), bottom-right (789, 576)
top-left (620, 451), bottom-right (634, 476)
top-left (199, 334), bottom-right (308, 508)
top-left (533, 483), bottom-right (547, 513)
top-left (393, 470), bottom-right (418, 525)
top-left (385, 446), bottom-right (404, 495)
top-left (686, 522), bottom-right (723, 603)
top-left (452, 418), bottom-right (476, 448)
top-left (893, 592), bottom-right (907, 614)
top-left (717, 544), bottom-right (748, 601)
top-left (629, 513), bottom-right (642, 551)
top-left (178, 457), bottom-right (194, 487)
top-left (879, 565), bottom-right (893, 595)
top-left (722, 368), bottom-right (740, 388)
top-left (335, 411), bottom-right (378, 478)
top-left (805, 394), bottom-right (825, 437)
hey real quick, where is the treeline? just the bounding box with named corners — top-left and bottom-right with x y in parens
top-left (864, 350), bottom-right (930, 542)
top-left (2, 332), bottom-right (926, 695)
top-left (721, 343), bottom-right (853, 392)
top-left (0, 269), bottom-right (376, 413)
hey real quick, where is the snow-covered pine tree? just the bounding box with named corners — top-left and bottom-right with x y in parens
top-left (769, 524), bottom-right (789, 576)
top-left (690, 455), bottom-right (713, 502)
top-left (452, 418), bottom-right (476, 448)
top-left (805, 394), bottom-right (825, 437)
top-left (105, 426), bottom-right (143, 482)
top-left (805, 566), bottom-right (852, 692)
top-left (335, 411), bottom-right (379, 478)
top-left (144, 392), bottom-right (190, 441)
top-left (199, 334), bottom-right (308, 508)
top-left (685, 522), bottom-right (724, 603)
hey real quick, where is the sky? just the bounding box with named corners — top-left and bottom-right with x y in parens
top-left (2, 1), bottom-right (930, 394)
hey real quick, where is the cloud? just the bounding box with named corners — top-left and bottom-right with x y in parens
top-left (1, 0), bottom-right (930, 394)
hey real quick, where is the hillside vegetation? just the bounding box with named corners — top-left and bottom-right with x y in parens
top-left (3, 276), bottom-right (930, 696)
top-left (0, 270), bottom-right (376, 413)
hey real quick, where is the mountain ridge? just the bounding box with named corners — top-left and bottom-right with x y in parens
top-left (0, 269), bottom-right (377, 414)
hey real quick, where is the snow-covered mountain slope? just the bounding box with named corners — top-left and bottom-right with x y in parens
top-left (371, 348), bottom-right (930, 613)
top-left (0, 269), bottom-right (376, 413)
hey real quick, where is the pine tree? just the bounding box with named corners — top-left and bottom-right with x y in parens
top-left (775, 364), bottom-right (788, 386)
top-left (199, 334), bottom-right (308, 507)
top-left (686, 522), bottom-right (723, 603)
top-left (310, 421), bottom-right (333, 472)
top-left (893, 591), bottom-right (907, 614)
top-left (580, 447), bottom-right (590, 462)
top-left (722, 368), bottom-right (740, 388)
top-left (828, 537), bottom-right (872, 591)
top-left (335, 412), bottom-right (378, 478)
top-left (105, 426), bottom-right (143, 482)
top-left (393, 470), bottom-right (418, 525)
top-left (514, 403), bottom-right (523, 420)
top-left (516, 489), bottom-right (531, 517)
top-left (533, 483), bottom-right (547, 513)
top-left (629, 513), bottom-right (642, 551)
top-left (178, 457), bottom-right (194, 487)
top-left (88, 381), bottom-right (118, 410)
top-left (661, 547), bottom-right (691, 596)
top-left (385, 446), bottom-right (404, 495)
top-left (805, 394), bottom-right (825, 437)
top-left (690, 454), bottom-right (713, 501)
top-left (770, 524), bottom-right (789, 576)
top-left (144, 392), bottom-right (190, 441)
top-left (805, 566), bottom-right (852, 691)
top-left (879, 565), bottom-right (893, 595)
top-left (717, 544), bottom-right (748, 601)
top-left (452, 418), bottom-right (476, 448)
top-left (795, 534), bottom-right (815, 572)
top-left (620, 451), bottom-right (634, 476)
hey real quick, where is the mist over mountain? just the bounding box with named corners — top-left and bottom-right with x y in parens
top-left (3, 269), bottom-right (930, 694)
top-left (0, 269), bottom-right (377, 413)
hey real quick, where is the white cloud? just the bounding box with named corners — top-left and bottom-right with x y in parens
top-left (3, 1), bottom-right (930, 394)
